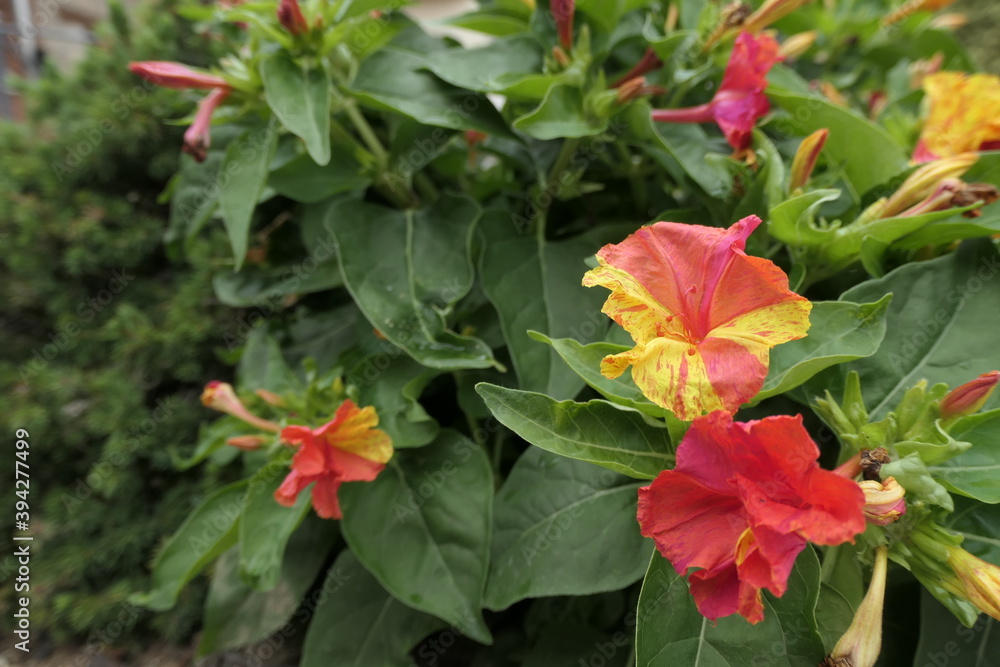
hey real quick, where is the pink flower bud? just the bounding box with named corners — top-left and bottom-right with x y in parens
top-left (128, 61), bottom-right (230, 90)
top-left (551, 0), bottom-right (574, 51)
top-left (277, 0), bottom-right (309, 36)
top-left (226, 435), bottom-right (270, 450)
top-left (941, 371), bottom-right (1000, 419)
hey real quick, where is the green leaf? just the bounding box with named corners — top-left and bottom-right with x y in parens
top-left (767, 189), bottom-right (841, 247)
top-left (882, 453), bottom-right (954, 511)
top-left (531, 333), bottom-right (668, 418)
top-left (212, 258), bottom-right (343, 308)
top-left (268, 153), bottom-right (369, 203)
top-left (259, 53), bottom-right (332, 165)
top-left (171, 416), bottom-right (255, 471)
top-left (326, 195), bottom-right (496, 370)
top-left (165, 150), bottom-right (222, 255)
top-left (913, 589), bottom-right (999, 667)
top-left (218, 127), bottom-right (278, 271)
top-left (351, 47), bottom-right (511, 136)
top-left (445, 10), bottom-right (529, 37)
top-left (636, 546), bottom-right (825, 666)
top-left (769, 90), bottom-right (908, 196)
top-left (931, 409), bottom-right (1000, 503)
top-left (513, 85), bottom-right (608, 140)
top-left (893, 213), bottom-right (1000, 250)
top-left (131, 481), bottom-right (247, 611)
top-left (485, 448), bottom-right (653, 611)
top-left (476, 383), bottom-right (673, 479)
top-left (340, 430), bottom-right (493, 643)
top-left (347, 354), bottom-right (440, 449)
top-left (421, 35), bottom-right (547, 99)
top-left (479, 212), bottom-right (610, 398)
top-left (301, 549), bottom-right (448, 666)
top-left (238, 466), bottom-right (312, 590)
top-left (237, 328), bottom-right (299, 394)
top-left (756, 296), bottom-right (892, 401)
top-left (842, 240), bottom-right (1000, 420)
top-left (197, 517), bottom-right (336, 655)
top-left (815, 584), bottom-right (855, 654)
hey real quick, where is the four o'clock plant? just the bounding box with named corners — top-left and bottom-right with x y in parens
top-left (127, 0), bottom-right (1000, 663)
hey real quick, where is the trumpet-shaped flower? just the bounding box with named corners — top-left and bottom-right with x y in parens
top-left (914, 72), bottom-right (1000, 163)
top-left (940, 370), bottom-right (1000, 419)
top-left (652, 32), bottom-right (781, 152)
top-left (201, 381), bottom-right (280, 433)
top-left (275, 400), bottom-right (393, 519)
top-left (582, 215), bottom-right (811, 420)
top-left (637, 412), bottom-right (867, 623)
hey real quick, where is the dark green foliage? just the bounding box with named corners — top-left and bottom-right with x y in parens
top-left (0, 0), bottom-right (237, 645)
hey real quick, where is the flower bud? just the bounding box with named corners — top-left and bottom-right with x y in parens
top-left (859, 477), bottom-right (907, 526)
top-left (823, 546), bottom-right (888, 667)
top-left (128, 61), bottom-right (230, 90)
top-left (742, 0), bottom-right (809, 34)
top-left (612, 48), bottom-right (663, 88)
top-left (255, 388), bottom-right (286, 408)
top-left (277, 0), bottom-right (309, 36)
top-left (930, 12), bottom-right (967, 30)
top-left (201, 381), bottom-right (281, 432)
top-left (778, 31), bottom-right (817, 60)
top-left (880, 153), bottom-right (978, 218)
top-left (882, 0), bottom-right (959, 27)
top-left (941, 546), bottom-right (1000, 620)
top-left (226, 435), bottom-right (269, 450)
top-left (940, 370), bottom-right (1000, 419)
top-left (789, 128), bottom-right (828, 191)
top-left (551, 0), bottom-right (575, 51)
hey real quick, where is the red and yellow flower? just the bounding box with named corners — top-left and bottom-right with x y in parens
top-left (274, 400), bottom-right (393, 519)
top-left (913, 72), bottom-right (1000, 163)
top-left (652, 32), bottom-right (781, 153)
top-left (637, 412), bottom-right (867, 623)
top-left (582, 215), bottom-right (811, 421)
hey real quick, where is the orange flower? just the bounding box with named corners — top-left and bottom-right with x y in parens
top-left (582, 216), bottom-right (811, 420)
top-left (914, 72), bottom-right (1000, 163)
top-left (274, 400), bottom-right (393, 519)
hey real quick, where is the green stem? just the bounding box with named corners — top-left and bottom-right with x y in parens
top-left (343, 99), bottom-right (389, 166)
top-left (535, 137), bottom-right (582, 240)
top-left (616, 143), bottom-right (648, 217)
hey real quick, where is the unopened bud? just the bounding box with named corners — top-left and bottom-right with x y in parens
top-left (277, 0), bottom-right (309, 36)
top-left (612, 48), bottom-right (663, 88)
top-left (822, 546), bottom-right (889, 667)
top-left (940, 371), bottom-right (1000, 419)
top-left (929, 12), bottom-right (967, 30)
top-left (880, 153), bottom-right (978, 218)
top-left (255, 388), bottom-right (286, 407)
top-left (818, 80), bottom-right (847, 107)
top-left (226, 435), bottom-right (269, 450)
top-left (882, 0), bottom-right (959, 27)
top-left (201, 381), bottom-right (281, 432)
top-left (789, 128), bottom-right (828, 191)
top-left (552, 45), bottom-right (571, 68)
top-left (743, 0), bottom-right (810, 34)
top-left (942, 546), bottom-right (1000, 620)
top-left (778, 30), bottom-right (817, 60)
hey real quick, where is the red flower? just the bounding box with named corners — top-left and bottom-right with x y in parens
top-left (637, 412), bottom-right (866, 623)
top-left (651, 32), bottom-right (781, 152)
top-left (274, 400), bottom-right (393, 519)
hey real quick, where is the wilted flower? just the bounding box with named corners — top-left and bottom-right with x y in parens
top-left (201, 381), bottom-right (280, 433)
top-left (859, 477), bottom-right (907, 526)
top-left (940, 370), bottom-right (1000, 419)
top-left (880, 153), bottom-right (978, 218)
top-left (638, 412), bottom-right (866, 623)
top-left (275, 400), bottom-right (393, 519)
top-left (582, 215), bottom-right (811, 420)
top-left (653, 32), bottom-right (781, 153)
top-left (913, 72), bottom-right (1000, 163)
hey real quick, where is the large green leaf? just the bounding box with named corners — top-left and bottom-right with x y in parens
top-left (326, 195), bottom-right (496, 370)
top-left (351, 47), bottom-right (510, 136)
top-left (636, 547), bottom-right (825, 666)
top-left (769, 90), bottom-right (908, 196)
top-left (479, 211), bottom-right (610, 399)
top-left (347, 354), bottom-right (440, 449)
top-left (531, 333), bottom-right (667, 417)
top-left (913, 589), bottom-right (998, 667)
top-left (485, 448), bottom-right (653, 611)
top-left (476, 383), bottom-right (673, 479)
top-left (767, 189), bottom-right (842, 247)
top-left (218, 127), bottom-right (278, 271)
top-left (301, 549), bottom-right (447, 667)
top-left (259, 53), bottom-right (331, 165)
top-left (131, 481), bottom-right (247, 611)
top-left (842, 241), bottom-right (1000, 419)
top-left (340, 430), bottom-right (493, 643)
top-left (268, 153), bottom-right (369, 203)
top-left (212, 258), bottom-right (343, 308)
top-left (237, 328), bottom-right (299, 394)
top-left (513, 85), bottom-right (608, 140)
top-left (929, 409), bottom-right (1000, 503)
top-left (421, 35), bottom-right (549, 99)
top-left (238, 466), bottom-right (312, 590)
top-left (756, 297), bottom-right (892, 402)
top-left (197, 517), bottom-right (336, 656)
